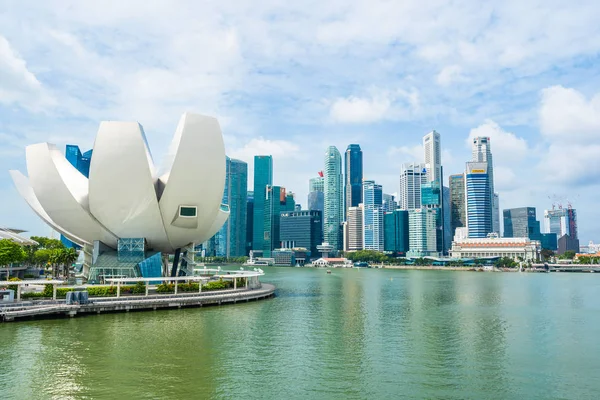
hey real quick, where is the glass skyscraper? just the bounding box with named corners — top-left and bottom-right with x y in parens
top-left (263, 185), bottom-right (287, 257)
top-left (246, 191), bottom-right (254, 255)
top-left (324, 146), bottom-right (343, 251)
top-left (503, 207), bottom-right (540, 240)
top-left (252, 155), bottom-right (273, 252)
top-left (465, 162), bottom-right (492, 238)
top-left (362, 180), bottom-right (384, 251)
top-left (449, 174), bottom-right (466, 240)
top-left (279, 210), bottom-right (323, 256)
top-left (214, 157), bottom-right (248, 257)
top-left (384, 210), bottom-right (409, 254)
top-left (344, 144), bottom-right (363, 218)
top-left (471, 137), bottom-right (499, 234)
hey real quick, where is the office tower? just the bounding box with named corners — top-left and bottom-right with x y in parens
top-left (324, 146), bottom-right (343, 251)
top-left (382, 193), bottom-right (396, 213)
top-left (62, 145), bottom-right (93, 248)
top-left (284, 192), bottom-right (296, 212)
top-left (309, 173), bottom-right (325, 192)
top-left (399, 162), bottom-right (427, 209)
top-left (346, 205), bottom-right (363, 251)
top-left (471, 136), bottom-right (499, 234)
top-left (407, 208), bottom-right (438, 257)
top-left (544, 208), bottom-right (578, 239)
top-left (503, 207), bottom-right (540, 240)
top-left (263, 185), bottom-right (287, 257)
top-left (384, 210), bottom-right (409, 254)
top-left (362, 180), bottom-right (384, 251)
top-left (442, 186), bottom-right (451, 250)
top-left (465, 162), bottom-right (492, 238)
top-left (214, 157), bottom-right (247, 257)
top-left (308, 191), bottom-right (324, 214)
top-left (280, 210), bottom-right (323, 256)
top-left (252, 155), bottom-right (273, 252)
top-left (344, 144), bottom-right (363, 218)
top-left (449, 174), bottom-right (466, 239)
top-left (423, 130), bottom-right (442, 184)
top-left (246, 191), bottom-right (254, 255)
top-left (421, 181), bottom-right (445, 253)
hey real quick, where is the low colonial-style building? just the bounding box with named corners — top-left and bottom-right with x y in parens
top-left (450, 233), bottom-right (540, 261)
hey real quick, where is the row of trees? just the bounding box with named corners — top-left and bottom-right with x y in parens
top-left (195, 256), bottom-right (248, 264)
top-left (0, 239), bottom-right (27, 274)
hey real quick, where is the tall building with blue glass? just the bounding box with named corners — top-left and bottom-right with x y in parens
top-left (384, 210), bottom-right (409, 255)
top-left (362, 180), bottom-right (384, 251)
top-left (263, 185), bottom-right (288, 257)
top-left (214, 157), bottom-right (248, 257)
top-left (465, 162), bottom-right (492, 238)
top-left (280, 210), bottom-right (323, 256)
top-left (62, 145), bottom-right (93, 248)
top-left (252, 155), bottom-right (273, 252)
top-left (246, 191), bottom-right (254, 255)
top-left (324, 146), bottom-right (343, 251)
top-left (345, 144), bottom-right (363, 218)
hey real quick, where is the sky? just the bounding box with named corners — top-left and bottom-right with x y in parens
top-left (1, 0), bottom-right (600, 243)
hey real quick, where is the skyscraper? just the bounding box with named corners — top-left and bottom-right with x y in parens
top-left (324, 146), bottom-right (343, 251)
top-left (345, 205), bottom-right (363, 251)
top-left (263, 185), bottom-right (287, 257)
top-left (214, 157), bottom-right (247, 257)
top-left (449, 174), bottom-right (466, 239)
top-left (309, 173), bottom-right (325, 192)
top-left (465, 162), bottom-right (492, 238)
top-left (280, 210), bottom-right (323, 256)
top-left (423, 130), bottom-right (442, 184)
top-left (362, 180), bottom-right (384, 251)
top-left (544, 208), bottom-right (578, 239)
top-left (246, 191), bottom-right (254, 255)
top-left (399, 162), bottom-right (427, 210)
top-left (471, 137), bottom-right (499, 234)
top-left (252, 155), bottom-right (273, 252)
top-left (384, 210), bottom-right (409, 254)
top-left (382, 193), bottom-right (396, 213)
top-left (503, 207), bottom-right (540, 240)
top-left (344, 144), bottom-right (363, 218)
top-left (308, 172), bottom-right (325, 220)
top-left (407, 208), bottom-right (438, 257)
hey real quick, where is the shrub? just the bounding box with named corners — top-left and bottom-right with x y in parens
top-left (156, 283), bottom-right (174, 293)
top-left (24, 274), bottom-right (36, 279)
top-left (132, 281), bottom-right (146, 294)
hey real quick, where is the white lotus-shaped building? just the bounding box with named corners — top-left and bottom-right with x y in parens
top-left (9, 113), bottom-right (229, 256)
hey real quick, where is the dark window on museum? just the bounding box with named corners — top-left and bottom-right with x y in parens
top-left (179, 206), bottom-right (197, 217)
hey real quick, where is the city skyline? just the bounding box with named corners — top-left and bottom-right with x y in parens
top-left (1, 2), bottom-right (599, 243)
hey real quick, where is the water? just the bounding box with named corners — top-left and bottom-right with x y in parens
top-left (1, 268), bottom-right (599, 399)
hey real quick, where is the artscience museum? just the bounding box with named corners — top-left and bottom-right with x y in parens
top-left (10, 113), bottom-right (230, 282)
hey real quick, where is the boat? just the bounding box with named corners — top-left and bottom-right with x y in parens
top-left (326, 270), bottom-right (332, 274)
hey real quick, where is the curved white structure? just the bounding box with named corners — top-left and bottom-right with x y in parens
top-left (10, 113), bottom-right (229, 253)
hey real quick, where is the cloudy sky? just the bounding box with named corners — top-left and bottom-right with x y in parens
top-left (1, 0), bottom-right (599, 242)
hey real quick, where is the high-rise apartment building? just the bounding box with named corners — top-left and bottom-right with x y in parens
top-left (280, 210), bottom-right (323, 256)
top-left (214, 157), bottom-right (247, 257)
top-left (263, 185), bottom-right (288, 257)
top-left (465, 162), bottom-right (492, 238)
top-left (449, 174), bottom-right (466, 239)
top-left (384, 210), bottom-right (409, 254)
top-left (344, 144), bottom-right (363, 218)
top-left (471, 137), bottom-right (499, 234)
top-left (345, 205), bottom-right (363, 251)
top-left (423, 130), bottom-right (442, 184)
top-left (399, 162), bottom-right (427, 210)
top-left (252, 155), bottom-right (273, 252)
top-left (324, 146), bottom-right (343, 251)
top-left (407, 208), bottom-right (438, 257)
top-left (362, 180), bottom-right (384, 251)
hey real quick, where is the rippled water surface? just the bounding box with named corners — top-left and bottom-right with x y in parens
top-left (1, 268), bottom-right (600, 399)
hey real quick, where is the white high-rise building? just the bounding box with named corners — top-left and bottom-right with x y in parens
top-left (346, 205), bottom-right (363, 251)
top-left (324, 146), bottom-right (343, 251)
top-left (399, 163), bottom-right (427, 210)
top-left (423, 130), bottom-right (442, 184)
top-left (471, 137), bottom-right (499, 234)
top-left (407, 208), bottom-right (438, 257)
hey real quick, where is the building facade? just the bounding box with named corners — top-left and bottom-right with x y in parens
top-left (465, 162), bottom-right (492, 238)
top-left (252, 155), bottom-right (273, 252)
top-left (324, 146), bottom-right (343, 251)
top-left (345, 205), bottom-right (363, 251)
top-left (450, 234), bottom-right (540, 261)
top-left (384, 210), bottom-right (409, 254)
top-left (279, 210), bottom-right (323, 256)
top-left (544, 208), bottom-right (578, 239)
top-left (214, 157), bottom-right (248, 257)
top-left (382, 193), bottom-right (396, 213)
top-left (362, 180), bottom-right (384, 251)
top-left (407, 208), bottom-right (438, 257)
top-left (263, 185), bottom-right (288, 257)
top-left (344, 144), bottom-right (363, 218)
top-left (471, 136), bottom-right (499, 234)
top-left (503, 207), bottom-right (540, 240)
top-left (423, 130), bottom-right (442, 184)
top-left (399, 162), bottom-right (427, 210)
top-left (246, 191), bottom-right (254, 255)
top-left (449, 174), bottom-right (466, 240)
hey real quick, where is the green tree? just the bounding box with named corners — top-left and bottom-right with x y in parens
top-left (0, 239), bottom-right (26, 278)
top-left (495, 257), bottom-right (517, 268)
top-left (560, 250), bottom-right (576, 260)
top-left (60, 247), bottom-right (79, 278)
top-left (540, 249), bottom-right (554, 261)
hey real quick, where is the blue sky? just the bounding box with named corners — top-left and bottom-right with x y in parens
top-left (1, 0), bottom-right (600, 243)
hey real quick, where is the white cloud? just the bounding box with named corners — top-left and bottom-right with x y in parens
top-left (329, 94), bottom-right (392, 124)
top-left (467, 120), bottom-right (528, 163)
top-left (387, 144), bottom-right (424, 163)
top-left (436, 65), bottom-right (465, 86)
top-left (540, 86), bottom-right (600, 143)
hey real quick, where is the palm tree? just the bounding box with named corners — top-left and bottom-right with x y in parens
top-left (61, 248), bottom-right (79, 278)
top-left (48, 250), bottom-right (61, 278)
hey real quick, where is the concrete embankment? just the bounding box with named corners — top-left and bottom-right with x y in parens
top-left (1, 284), bottom-right (275, 322)
top-left (383, 265), bottom-right (516, 272)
